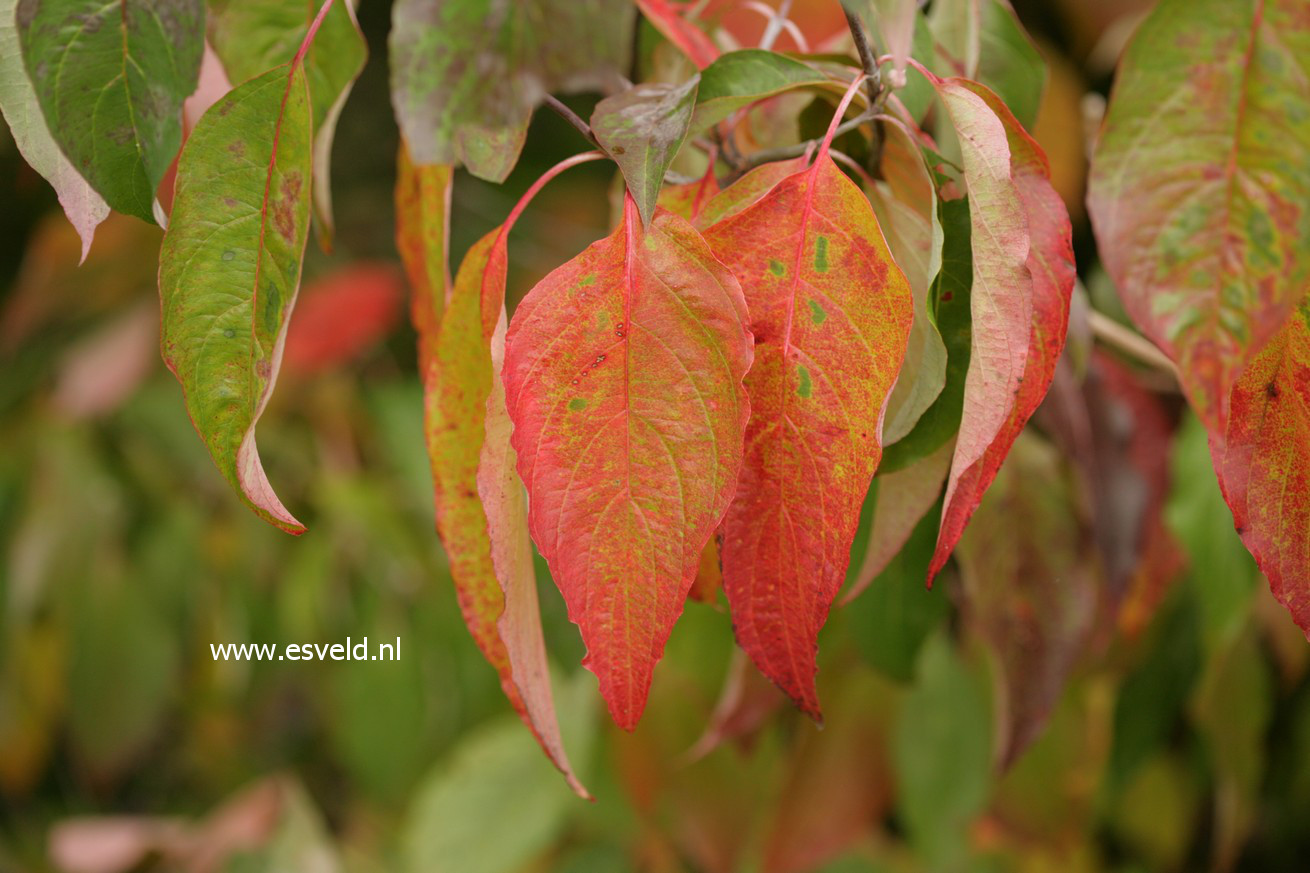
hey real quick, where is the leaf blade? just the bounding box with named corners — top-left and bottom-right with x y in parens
top-left (503, 198), bottom-right (753, 729)
top-left (158, 62), bottom-right (313, 533)
top-left (1087, 0), bottom-right (1310, 429)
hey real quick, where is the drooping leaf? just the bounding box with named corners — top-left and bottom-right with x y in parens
top-left (925, 0), bottom-right (980, 79)
top-left (390, 0), bottom-right (632, 182)
top-left (857, 0), bottom-right (918, 89)
top-left (503, 196), bottom-right (753, 729)
top-left (927, 76), bottom-right (1074, 581)
top-left (592, 77), bottom-right (700, 228)
top-left (973, 0), bottom-right (1045, 130)
top-left (955, 432), bottom-right (1097, 768)
top-left (1214, 299), bottom-right (1310, 637)
top-left (423, 156), bottom-right (602, 792)
top-left (158, 62), bottom-right (313, 534)
top-left (17, 0), bottom-right (205, 222)
top-left (0, 0), bottom-right (107, 260)
top-left (865, 115), bottom-right (947, 444)
top-left (207, 0), bottom-right (368, 247)
top-left (1086, 0), bottom-right (1310, 429)
top-left (844, 437), bottom-right (952, 603)
top-left (701, 87), bottom-right (914, 719)
top-left (395, 145), bottom-right (453, 337)
top-left (691, 49), bottom-right (828, 132)
top-left (636, 0), bottom-right (719, 70)
top-left (879, 193), bottom-right (972, 473)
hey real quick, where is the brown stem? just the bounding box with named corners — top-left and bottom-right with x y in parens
top-left (843, 5), bottom-right (886, 172)
top-left (544, 94), bottom-right (602, 149)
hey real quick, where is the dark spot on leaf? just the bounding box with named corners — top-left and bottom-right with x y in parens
top-left (1266, 381), bottom-right (1280, 399)
top-left (223, 328), bottom-right (236, 339)
top-left (797, 365), bottom-right (812, 398)
top-left (261, 283), bottom-right (281, 334)
top-left (228, 141), bottom-right (245, 157)
top-left (569, 397), bottom-right (588, 411)
top-left (273, 172), bottom-right (302, 244)
top-left (808, 299), bottom-right (826, 324)
top-left (612, 145), bottom-right (626, 155)
top-left (224, 197), bottom-right (238, 208)
top-left (769, 259), bottom-right (785, 277)
top-left (221, 250), bottom-right (236, 261)
top-left (814, 236), bottom-right (829, 273)
top-left (255, 359), bottom-right (272, 379)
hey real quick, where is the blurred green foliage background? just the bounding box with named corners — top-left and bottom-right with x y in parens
top-left (2, 1), bottom-right (1310, 871)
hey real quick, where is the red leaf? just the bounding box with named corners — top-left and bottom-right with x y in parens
top-left (700, 80), bottom-right (914, 718)
top-left (281, 263), bottom-right (404, 376)
top-left (924, 75), bottom-right (1074, 581)
top-left (1215, 302), bottom-right (1310, 638)
top-left (636, 0), bottom-right (720, 69)
top-left (410, 154), bottom-right (602, 793)
top-left (503, 195), bottom-right (753, 729)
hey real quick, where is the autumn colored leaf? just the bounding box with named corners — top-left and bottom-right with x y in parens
top-left (694, 154), bottom-right (809, 229)
top-left (701, 80), bottom-right (914, 718)
top-left (656, 160), bottom-right (720, 223)
top-left (592, 77), bottom-right (700, 228)
top-left (421, 155), bottom-right (603, 793)
top-left (395, 145), bottom-right (453, 346)
top-left (685, 649), bottom-right (784, 761)
top-left (390, 0), bottom-right (632, 181)
top-left (865, 115), bottom-right (947, 444)
top-left (208, 0), bottom-right (369, 247)
top-left (1214, 299), bottom-right (1310, 637)
top-left (691, 49), bottom-right (828, 132)
top-left (0, 0), bottom-right (107, 260)
top-left (158, 57), bottom-right (314, 534)
top-left (955, 432), bottom-right (1097, 767)
top-left (689, 536), bottom-right (724, 605)
top-left (925, 73), bottom-right (1074, 582)
top-left (1087, 0), bottom-right (1310, 429)
top-left (17, 0), bottom-right (204, 223)
top-left (281, 263), bottom-right (404, 376)
top-left (636, 0), bottom-right (719, 70)
top-left (503, 196), bottom-right (753, 729)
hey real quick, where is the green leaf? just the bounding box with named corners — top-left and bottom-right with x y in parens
top-left (158, 63), bottom-right (313, 533)
top-left (208, 0), bottom-right (368, 248)
top-left (402, 673), bottom-right (596, 873)
top-left (1087, 0), bottom-right (1310, 429)
top-left (0, 0), bottom-right (107, 258)
top-left (894, 632), bottom-right (992, 865)
top-left (975, 0), bottom-right (1046, 129)
top-left (865, 116), bottom-right (947, 444)
top-left (591, 77), bottom-right (699, 229)
top-left (17, 0), bottom-right (204, 222)
top-left (389, 0), bottom-right (633, 182)
top-left (880, 195), bottom-right (972, 472)
top-left (691, 49), bottom-right (829, 132)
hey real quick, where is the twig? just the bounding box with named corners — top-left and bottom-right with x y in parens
top-left (544, 94), bottom-right (601, 149)
top-left (843, 6), bottom-right (887, 172)
top-left (736, 108), bottom-right (876, 172)
top-left (1089, 310), bottom-right (1179, 379)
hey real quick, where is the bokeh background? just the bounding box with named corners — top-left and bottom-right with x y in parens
top-left (2, 1), bottom-right (1309, 871)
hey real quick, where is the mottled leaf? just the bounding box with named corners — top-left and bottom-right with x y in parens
top-left (503, 196), bottom-right (753, 729)
top-left (927, 75), bottom-right (1074, 582)
top-left (655, 159), bottom-right (719, 222)
top-left (956, 432), bottom-right (1097, 768)
top-left (866, 115), bottom-right (947, 444)
top-left (701, 84), bottom-right (914, 718)
top-left (1087, 0), bottom-right (1310, 429)
top-left (592, 77), bottom-right (700, 228)
top-left (636, 0), bottom-right (719, 69)
top-left (390, 0), bottom-right (632, 181)
top-left (425, 156), bottom-right (602, 792)
top-left (1215, 299), bottom-right (1310, 638)
top-left (395, 144), bottom-right (453, 338)
top-left (0, 0), bottom-right (107, 259)
top-left (158, 63), bottom-right (313, 533)
top-left (694, 154), bottom-right (808, 229)
top-left (692, 49), bottom-right (828, 132)
top-left (208, 0), bottom-right (368, 247)
top-left (17, 0), bottom-right (204, 222)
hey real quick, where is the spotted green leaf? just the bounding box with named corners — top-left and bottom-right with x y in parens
top-left (159, 63), bottom-right (313, 533)
top-left (208, 0), bottom-right (368, 248)
top-left (17, 0), bottom-right (204, 222)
